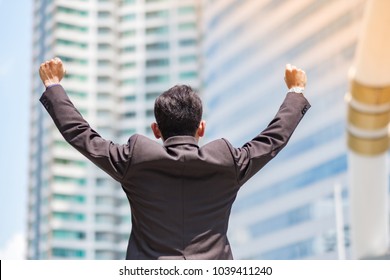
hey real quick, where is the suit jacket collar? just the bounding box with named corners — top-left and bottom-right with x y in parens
top-left (163, 136), bottom-right (199, 148)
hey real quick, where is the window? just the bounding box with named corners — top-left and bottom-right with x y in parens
top-left (146, 42), bottom-right (169, 51)
top-left (67, 74), bottom-right (88, 82)
top-left (145, 109), bottom-right (154, 117)
top-left (67, 90), bottom-right (88, 99)
top-left (52, 230), bottom-right (86, 240)
top-left (259, 238), bottom-right (315, 260)
top-left (145, 75), bottom-right (169, 84)
top-left (120, 45), bottom-right (136, 53)
top-left (178, 22), bottom-right (196, 31)
top-left (97, 92), bottom-right (111, 100)
top-left (120, 30), bottom-right (136, 38)
top-left (145, 10), bottom-right (168, 19)
top-left (120, 62), bottom-right (136, 69)
top-left (97, 60), bottom-right (111, 66)
top-left (97, 109), bottom-right (111, 118)
top-left (121, 78), bottom-right (137, 86)
top-left (145, 126), bottom-right (153, 134)
top-left (146, 0), bottom-right (167, 3)
top-left (179, 38), bottom-right (197, 47)
top-left (119, 129), bottom-right (136, 137)
top-left (95, 196), bottom-right (115, 206)
top-left (95, 232), bottom-right (114, 242)
top-left (54, 140), bottom-right (69, 148)
top-left (97, 76), bottom-right (110, 83)
top-left (95, 214), bottom-right (115, 224)
top-left (60, 56), bottom-right (88, 65)
top-left (57, 6), bottom-right (88, 17)
top-left (249, 205), bottom-right (313, 238)
top-left (95, 250), bottom-right (114, 259)
top-left (122, 0), bottom-right (136, 4)
top-left (234, 155), bottom-right (347, 213)
top-left (179, 55), bottom-right (197, 64)
top-left (146, 58), bottom-right (169, 67)
top-left (52, 194), bottom-right (86, 204)
top-left (57, 22), bottom-right (88, 32)
top-left (123, 111), bottom-right (136, 118)
top-left (120, 14), bottom-right (136, 22)
top-left (179, 71), bottom-right (197, 79)
top-left (98, 11), bottom-right (110, 18)
top-left (52, 248), bottom-right (85, 258)
top-left (98, 27), bottom-right (111, 34)
top-left (52, 212), bottom-right (85, 222)
top-left (178, 6), bottom-right (196, 15)
top-left (54, 176), bottom-right (87, 187)
top-left (98, 43), bottom-right (111, 50)
top-left (145, 92), bottom-right (159, 100)
top-left (146, 26), bottom-right (168, 35)
top-left (54, 158), bottom-right (87, 167)
top-left (120, 215), bottom-right (131, 223)
top-left (56, 39), bottom-right (88, 49)
top-left (124, 95), bottom-right (136, 101)
top-left (96, 178), bottom-right (111, 187)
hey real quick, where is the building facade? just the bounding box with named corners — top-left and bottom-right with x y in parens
top-left (202, 0), bottom-right (367, 259)
top-left (28, 0), bottom-right (201, 259)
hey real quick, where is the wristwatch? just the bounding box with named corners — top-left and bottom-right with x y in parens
top-left (289, 87), bottom-right (305, 94)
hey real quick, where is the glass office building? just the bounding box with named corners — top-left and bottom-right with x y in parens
top-left (202, 0), bottom-right (367, 259)
top-left (28, 0), bottom-right (201, 259)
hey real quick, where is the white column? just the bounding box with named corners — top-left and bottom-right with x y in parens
top-left (347, 0), bottom-right (390, 259)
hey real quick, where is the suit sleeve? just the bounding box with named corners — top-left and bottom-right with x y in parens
top-left (40, 85), bottom-right (133, 182)
top-left (224, 92), bottom-right (311, 186)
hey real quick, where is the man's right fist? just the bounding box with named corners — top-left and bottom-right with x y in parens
top-left (39, 57), bottom-right (66, 88)
top-left (284, 64), bottom-right (307, 89)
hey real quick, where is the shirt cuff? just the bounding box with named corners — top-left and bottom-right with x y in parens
top-left (46, 84), bottom-right (61, 89)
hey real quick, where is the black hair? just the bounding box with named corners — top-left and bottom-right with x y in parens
top-left (154, 85), bottom-right (202, 140)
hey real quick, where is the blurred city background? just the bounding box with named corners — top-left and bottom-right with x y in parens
top-left (1, 0), bottom-right (389, 260)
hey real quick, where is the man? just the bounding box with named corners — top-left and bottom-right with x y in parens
top-left (39, 58), bottom-right (310, 259)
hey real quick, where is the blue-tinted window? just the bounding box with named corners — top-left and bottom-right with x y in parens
top-left (146, 58), bottom-right (169, 67)
top-left (146, 26), bottom-right (169, 35)
top-left (52, 212), bottom-right (85, 222)
top-left (52, 248), bottom-right (85, 258)
top-left (234, 155), bottom-right (347, 213)
top-left (52, 194), bottom-right (86, 203)
top-left (52, 230), bottom-right (86, 240)
top-left (249, 205), bottom-right (313, 238)
top-left (146, 42), bottom-right (169, 51)
top-left (179, 39), bottom-right (197, 47)
top-left (258, 238), bottom-right (315, 260)
top-left (145, 10), bottom-right (169, 19)
top-left (145, 75), bottom-right (169, 84)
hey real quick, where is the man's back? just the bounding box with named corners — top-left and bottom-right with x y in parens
top-left (124, 135), bottom-right (239, 259)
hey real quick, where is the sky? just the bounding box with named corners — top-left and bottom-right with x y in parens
top-left (0, 0), bottom-right (32, 258)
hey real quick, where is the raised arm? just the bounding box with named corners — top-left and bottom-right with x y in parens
top-left (226, 64), bottom-right (310, 186)
top-left (39, 58), bottom-right (132, 182)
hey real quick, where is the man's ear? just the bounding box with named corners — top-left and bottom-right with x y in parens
top-left (196, 120), bottom-right (206, 138)
top-left (151, 122), bottom-right (162, 139)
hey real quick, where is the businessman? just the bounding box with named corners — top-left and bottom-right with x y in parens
top-left (39, 57), bottom-right (310, 259)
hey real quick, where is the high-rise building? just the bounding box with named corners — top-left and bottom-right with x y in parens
top-left (28, 0), bottom-right (201, 259)
top-left (202, 0), bottom-right (368, 259)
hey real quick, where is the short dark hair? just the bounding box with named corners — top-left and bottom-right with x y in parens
top-left (154, 85), bottom-right (202, 140)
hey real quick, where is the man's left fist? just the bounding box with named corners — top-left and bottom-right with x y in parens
top-left (39, 57), bottom-right (66, 88)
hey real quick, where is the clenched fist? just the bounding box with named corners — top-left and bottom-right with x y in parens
top-left (284, 64), bottom-right (307, 89)
top-left (39, 57), bottom-right (66, 88)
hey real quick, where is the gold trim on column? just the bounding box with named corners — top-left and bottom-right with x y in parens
top-left (351, 80), bottom-right (390, 105)
top-left (348, 106), bottom-right (390, 130)
top-left (348, 132), bottom-right (390, 155)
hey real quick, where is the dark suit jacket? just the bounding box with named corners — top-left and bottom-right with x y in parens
top-left (40, 85), bottom-right (310, 259)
